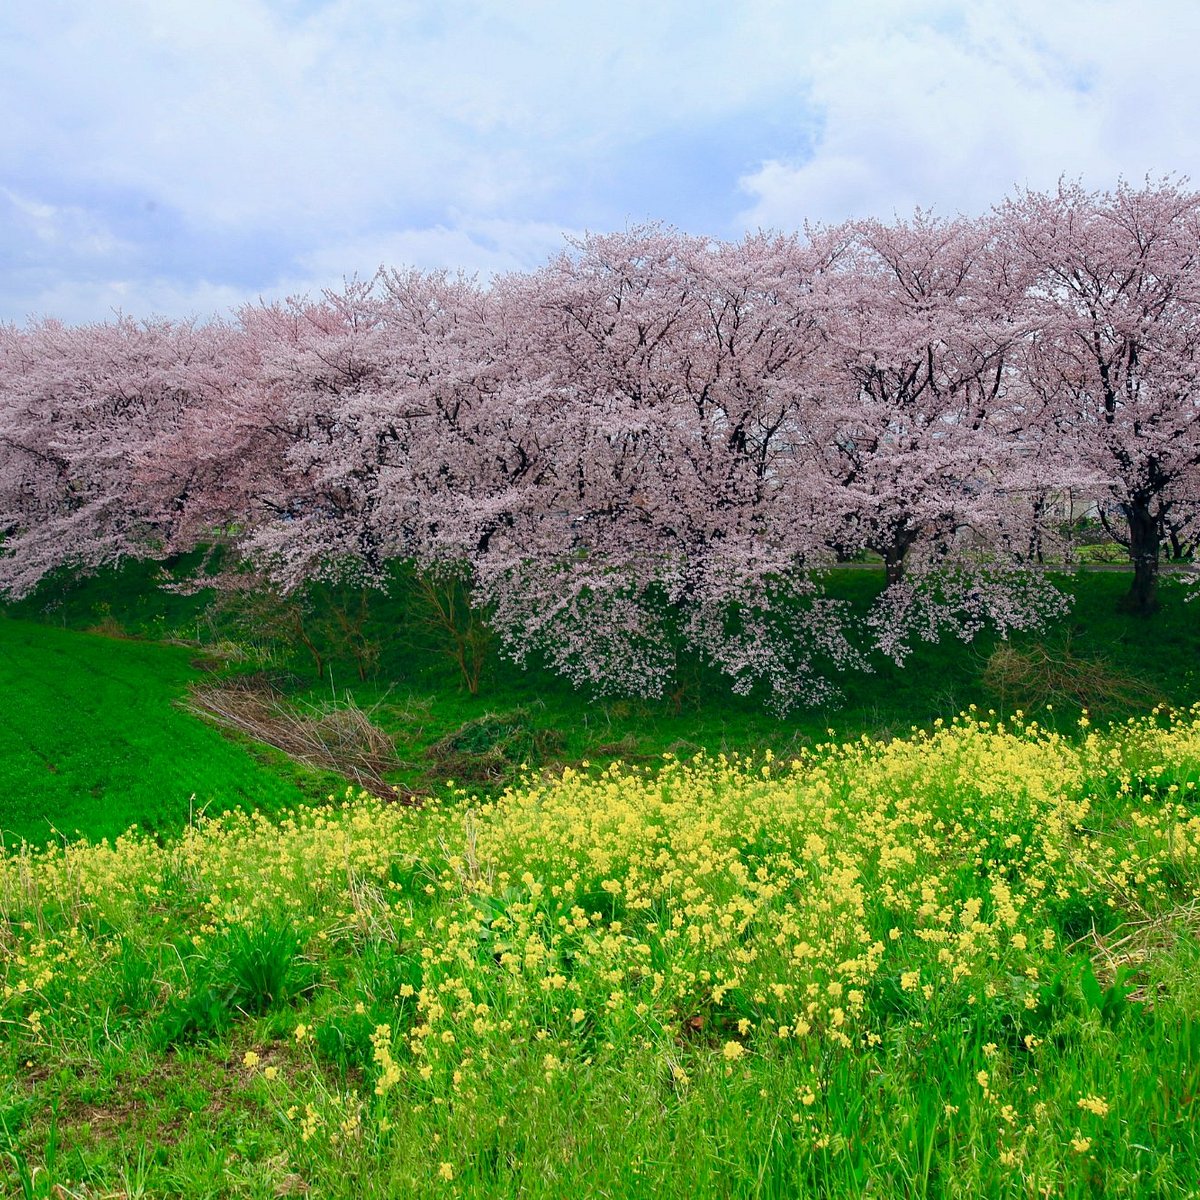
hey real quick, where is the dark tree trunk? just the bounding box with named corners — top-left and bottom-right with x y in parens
top-left (1118, 504), bottom-right (1160, 615)
top-left (1166, 520), bottom-right (1193, 563)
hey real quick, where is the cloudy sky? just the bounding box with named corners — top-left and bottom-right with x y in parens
top-left (3, 0), bottom-right (1198, 323)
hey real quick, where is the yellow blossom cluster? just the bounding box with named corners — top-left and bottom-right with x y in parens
top-left (1, 704), bottom-right (1197, 1173)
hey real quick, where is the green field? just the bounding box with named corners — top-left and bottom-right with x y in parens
top-left (0, 617), bottom-right (313, 846)
top-left (2, 566), bottom-right (1198, 848)
top-left (2, 565), bottom-right (1198, 1197)
top-left (2, 707), bottom-right (1199, 1197)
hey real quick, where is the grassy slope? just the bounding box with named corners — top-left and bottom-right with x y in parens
top-left (2, 562), bottom-right (1197, 844)
top-left (0, 617), bottom-right (316, 846)
top-left (359, 570), bottom-right (1200, 804)
top-left (1, 564), bottom-right (1198, 1197)
top-left (2, 711), bottom-right (1198, 1198)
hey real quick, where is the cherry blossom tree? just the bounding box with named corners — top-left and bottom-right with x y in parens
top-left (214, 269), bottom-right (564, 588)
top-left (807, 211), bottom-right (1069, 660)
top-left (0, 316), bottom-right (239, 598)
top-left (466, 227), bottom-right (866, 709)
top-left (1005, 178), bottom-right (1200, 613)
top-left (223, 280), bottom-right (430, 590)
top-left (2, 192), bottom-right (1191, 704)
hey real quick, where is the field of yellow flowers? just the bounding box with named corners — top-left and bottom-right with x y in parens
top-left (3, 707), bottom-right (1200, 1198)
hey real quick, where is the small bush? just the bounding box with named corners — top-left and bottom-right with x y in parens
top-left (1074, 541), bottom-right (1128, 565)
top-left (427, 709), bottom-right (565, 782)
top-left (154, 979), bottom-right (233, 1048)
top-left (982, 637), bottom-right (1162, 713)
top-left (219, 919), bottom-right (312, 1015)
top-left (152, 921), bottom-right (312, 1047)
top-left (107, 936), bottom-right (160, 1020)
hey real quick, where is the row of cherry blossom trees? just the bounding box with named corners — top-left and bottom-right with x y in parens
top-left (2, 180), bottom-right (1197, 707)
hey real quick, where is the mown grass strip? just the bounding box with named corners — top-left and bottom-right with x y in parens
top-left (0, 618), bottom-right (313, 846)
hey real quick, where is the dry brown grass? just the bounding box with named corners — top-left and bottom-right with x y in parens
top-left (182, 681), bottom-right (411, 800)
top-left (426, 709), bottom-right (564, 783)
top-left (982, 637), bottom-right (1163, 714)
top-left (1081, 900), bottom-right (1200, 1006)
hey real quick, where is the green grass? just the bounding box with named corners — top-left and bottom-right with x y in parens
top-left (3, 565), bottom-right (1198, 846)
top-left (0, 617), bottom-right (320, 847)
top-left (2, 710), bottom-right (1198, 1197)
top-left (279, 566), bottom-right (1200, 805)
top-left (2, 562), bottom-right (1198, 1196)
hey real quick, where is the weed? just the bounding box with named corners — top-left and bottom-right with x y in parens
top-left (219, 919), bottom-right (312, 1016)
top-left (183, 682), bottom-right (406, 799)
top-left (982, 634), bottom-right (1162, 713)
top-left (107, 936), bottom-right (160, 1020)
top-left (427, 709), bottom-right (565, 782)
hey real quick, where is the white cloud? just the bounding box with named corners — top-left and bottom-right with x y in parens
top-left (4, 0), bottom-right (1200, 320)
top-left (296, 216), bottom-right (586, 287)
top-left (737, 0), bottom-right (1200, 229)
top-left (1, 188), bottom-right (129, 262)
top-left (2, 216), bottom-right (586, 324)
top-left (0, 0), bottom-right (829, 234)
top-left (3, 275), bottom-right (254, 326)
